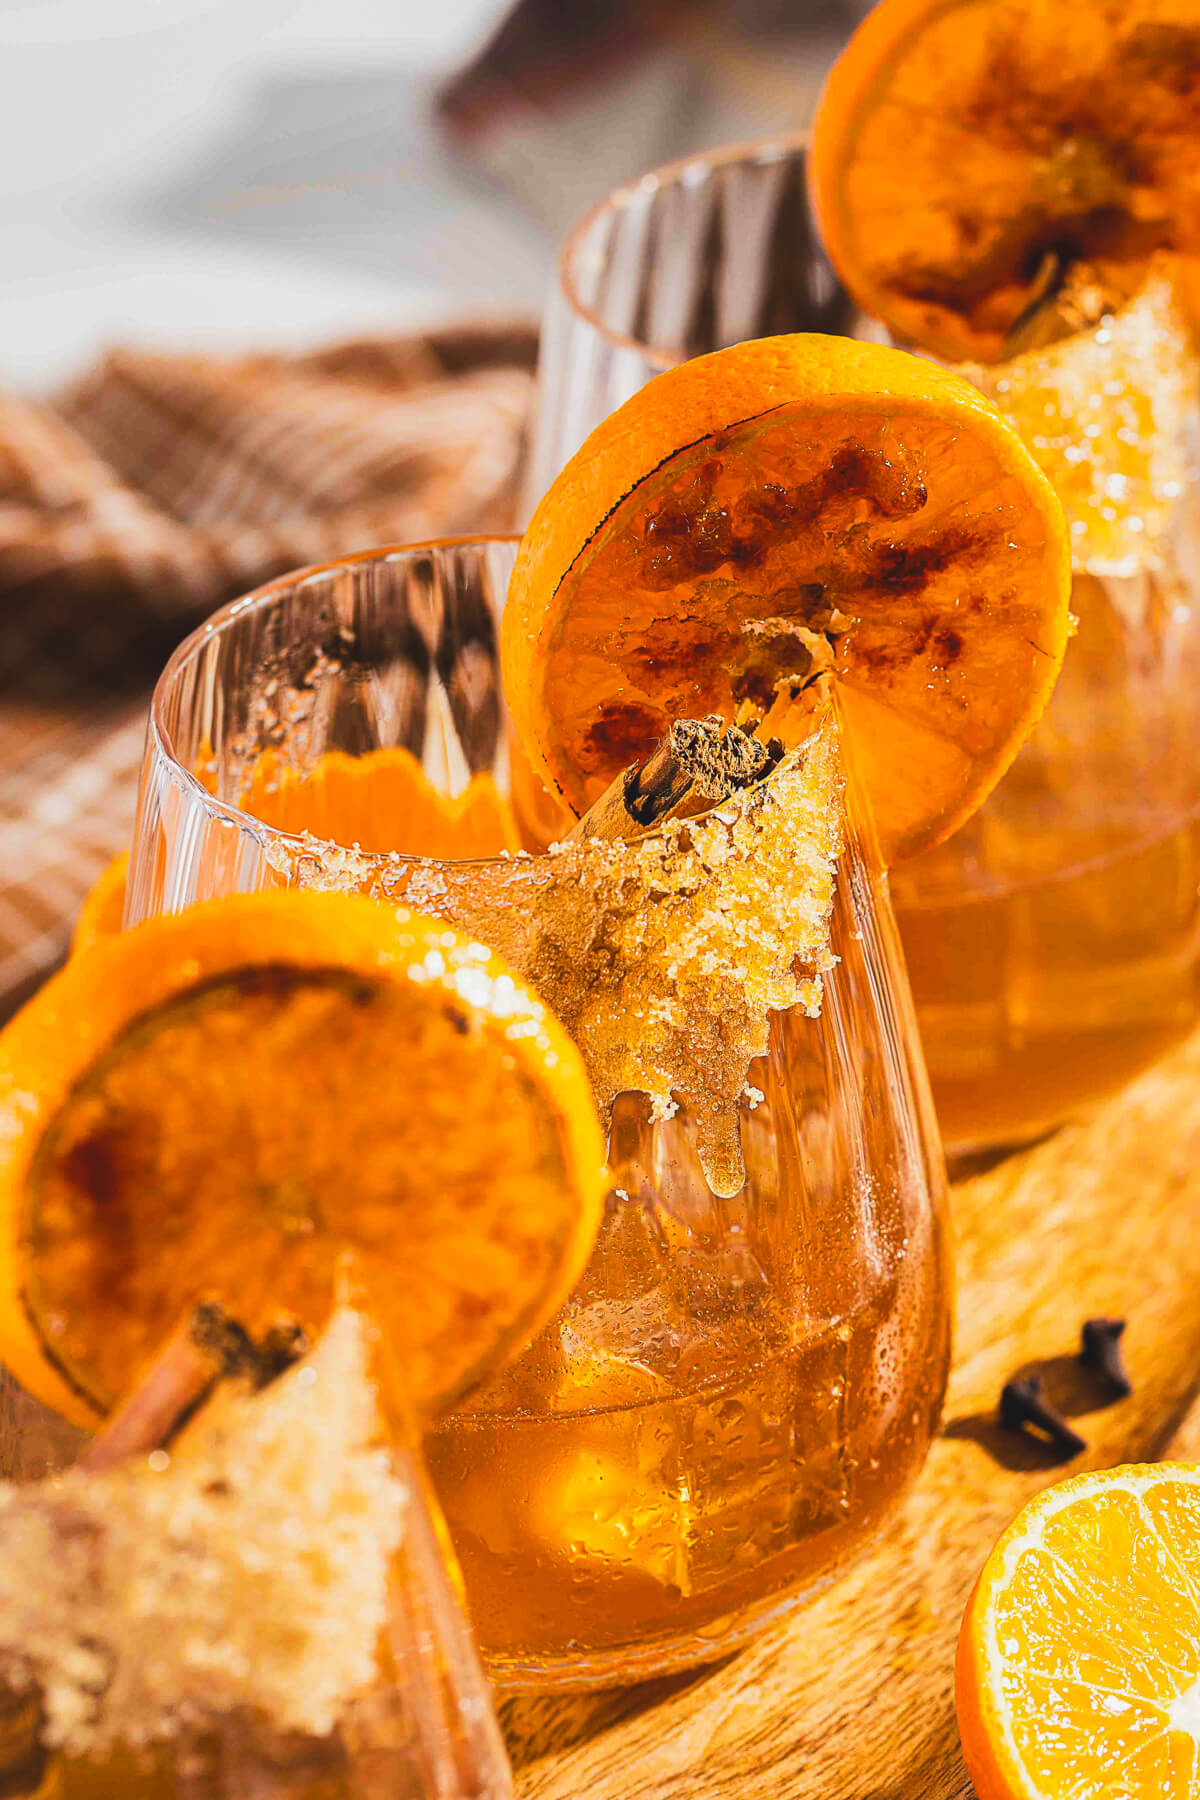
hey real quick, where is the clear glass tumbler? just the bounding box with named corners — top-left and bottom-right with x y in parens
top-left (529, 134), bottom-right (1200, 1158)
top-left (523, 136), bottom-right (869, 517)
top-left (125, 539), bottom-right (952, 1689)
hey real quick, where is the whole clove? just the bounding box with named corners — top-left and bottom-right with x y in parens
top-left (1080, 1317), bottom-right (1132, 1399)
top-left (999, 1375), bottom-right (1087, 1461)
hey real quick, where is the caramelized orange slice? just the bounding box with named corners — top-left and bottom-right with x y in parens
top-left (503, 334), bottom-right (1071, 864)
top-left (0, 891), bottom-right (607, 1429)
top-left (957, 1463), bottom-right (1200, 1799)
top-left (810, 0), bottom-right (1200, 363)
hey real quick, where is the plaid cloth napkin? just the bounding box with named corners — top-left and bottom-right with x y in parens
top-left (0, 320), bottom-right (537, 1019)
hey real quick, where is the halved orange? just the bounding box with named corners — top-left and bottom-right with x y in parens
top-left (810, 0), bottom-right (1200, 363)
top-left (503, 333), bottom-right (1072, 864)
top-left (0, 891), bottom-right (607, 1429)
top-left (957, 1463), bottom-right (1200, 1799)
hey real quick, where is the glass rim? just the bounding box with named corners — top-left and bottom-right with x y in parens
top-left (147, 535), bottom-right (524, 871)
top-left (145, 532), bottom-right (852, 879)
top-left (556, 129), bottom-right (813, 369)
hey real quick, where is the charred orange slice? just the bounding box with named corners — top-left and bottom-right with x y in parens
top-left (810, 0), bottom-right (1200, 364)
top-left (957, 1463), bottom-right (1200, 1800)
top-left (503, 333), bottom-right (1072, 864)
top-left (0, 891), bottom-right (607, 1429)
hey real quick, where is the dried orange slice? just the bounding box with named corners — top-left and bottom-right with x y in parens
top-left (0, 891), bottom-right (607, 1429)
top-left (810, 0), bottom-right (1200, 364)
top-left (503, 334), bottom-right (1072, 864)
top-left (70, 853), bottom-right (129, 958)
top-left (957, 1463), bottom-right (1200, 1799)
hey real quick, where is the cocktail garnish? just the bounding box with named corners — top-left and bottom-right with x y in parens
top-left (0, 1308), bottom-right (404, 1756)
top-left (958, 264), bottom-right (1197, 577)
top-left (502, 332), bottom-right (1071, 866)
top-left (77, 1302), bottom-right (306, 1475)
top-left (810, 0), bottom-right (1200, 365)
top-left (273, 702), bottom-right (842, 1197)
top-left (233, 745), bottom-right (520, 858)
top-left (568, 714), bottom-right (781, 841)
top-left (0, 891), bottom-right (608, 1428)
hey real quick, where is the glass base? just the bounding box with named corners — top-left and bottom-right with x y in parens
top-left (484, 1510), bottom-right (894, 1693)
top-left (474, 1410), bottom-right (951, 1694)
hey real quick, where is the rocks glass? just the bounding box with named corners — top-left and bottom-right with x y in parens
top-left (126, 539), bottom-right (950, 1686)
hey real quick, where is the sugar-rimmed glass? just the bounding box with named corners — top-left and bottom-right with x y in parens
top-left (528, 134), bottom-right (1200, 1158)
top-left (124, 539), bottom-right (951, 1689)
top-left (523, 135), bottom-right (871, 518)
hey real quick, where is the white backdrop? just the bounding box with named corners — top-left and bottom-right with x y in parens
top-left (0, 0), bottom-right (550, 386)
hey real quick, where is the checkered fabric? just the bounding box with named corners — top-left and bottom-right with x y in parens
top-left (0, 320), bottom-right (537, 1019)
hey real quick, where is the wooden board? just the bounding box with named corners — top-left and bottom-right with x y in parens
top-left (502, 1028), bottom-right (1200, 1799)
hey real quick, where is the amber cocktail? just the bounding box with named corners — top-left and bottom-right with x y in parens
top-left (810, 0), bottom-right (1200, 1154)
top-left (121, 539), bottom-right (952, 1687)
top-left (530, 135), bottom-right (1200, 1156)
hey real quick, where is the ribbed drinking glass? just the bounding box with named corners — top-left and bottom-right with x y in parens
top-left (124, 539), bottom-right (951, 1687)
top-left (527, 135), bottom-right (1200, 1158)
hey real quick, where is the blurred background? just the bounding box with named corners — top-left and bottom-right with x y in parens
top-left (0, 0), bottom-right (866, 1016)
top-left (0, 0), bottom-right (540, 386)
top-left (0, 0), bottom-right (861, 386)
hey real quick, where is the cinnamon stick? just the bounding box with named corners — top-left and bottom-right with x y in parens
top-left (79, 1303), bottom-right (306, 1473)
top-left (568, 715), bottom-right (782, 844)
top-left (1002, 254), bottom-right (1116, 356)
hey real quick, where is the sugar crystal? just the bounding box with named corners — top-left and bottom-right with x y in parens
top-left (266, 709), bottom-right (844, 1196)
top-left (0, 1310), bottom-right (405, 1755)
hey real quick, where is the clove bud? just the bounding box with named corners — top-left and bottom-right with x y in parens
top-left (999, 1375), bottom-right (1087, 1461)
top-left (1080, 1317), bottom-right (1132, 1399)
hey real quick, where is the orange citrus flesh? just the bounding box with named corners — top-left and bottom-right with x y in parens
top-left (810, 0), bottom-right (1200, 364)
top-left (957, 1463), bottom-right (1200, 1799)
top-left (503, 333), bottom-right (1072, 865)
top-left (233, 745), bottom-right (520, 859)
top-left (70, 855), bottom-right (130, 959)
top-left (0, 891), bottom-right (607, 1430)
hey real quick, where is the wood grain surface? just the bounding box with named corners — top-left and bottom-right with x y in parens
top-left (502, 1028), bottom-right (1200, 1799)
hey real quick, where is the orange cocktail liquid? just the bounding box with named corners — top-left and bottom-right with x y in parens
top-left (428, 1207), bottom-right (947, 1684)
top-left (890, 561), bottom-right (1200, 1157)
top-left (893, 814), bottom-right (1200, 1155)
top-left (244, 740), bottom-right (951, 1686)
